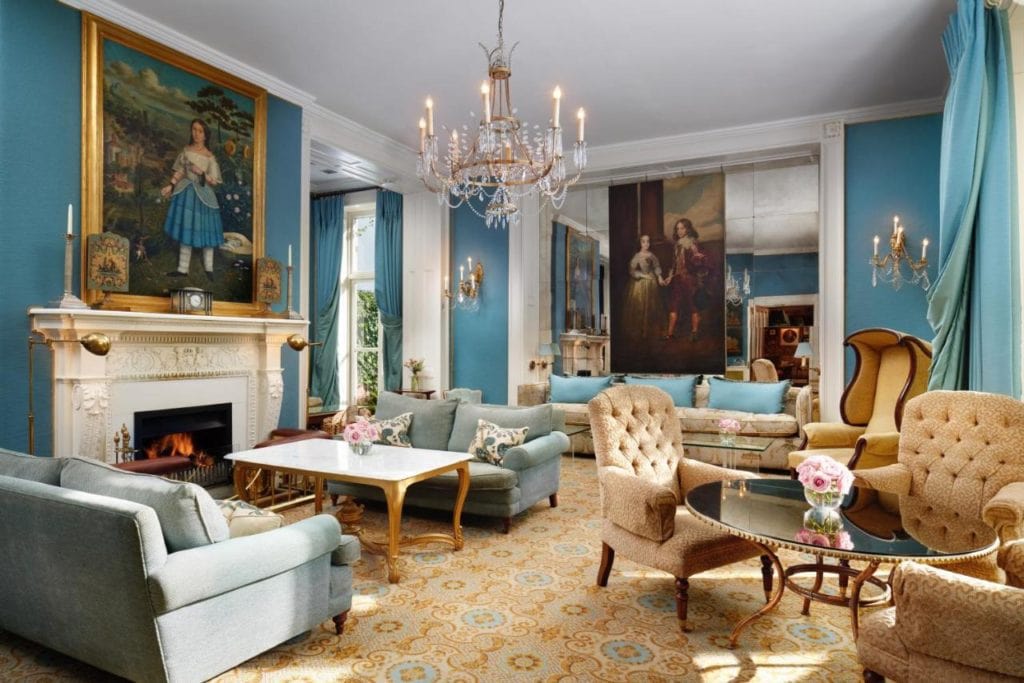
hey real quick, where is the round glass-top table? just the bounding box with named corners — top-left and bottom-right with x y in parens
top-left (685, 478), bottom-right (999, 646)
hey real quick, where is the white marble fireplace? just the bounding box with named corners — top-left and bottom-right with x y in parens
top-left (29, 308), bottom-right (307, 462)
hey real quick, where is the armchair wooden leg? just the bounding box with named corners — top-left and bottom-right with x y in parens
top-left (502, 517), bottom-right (512, 534)
top-left (330, 494), bottom-right (339, 506)
top-left (862, 669), bottom-right (884, 682)
top-left (839, 559), bottom-right (851, 593)
top-left (332, 610), bottom-right (349, 635)
top-left (549, 493), bottom-right (559, 508)
top-left (597, 542), bottom-right (615, 587)
top-left (760, 555), bottom-right (774, 601)
top-left (675, 577), bottom-right (691, 631)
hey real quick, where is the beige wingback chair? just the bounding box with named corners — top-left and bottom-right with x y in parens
top-left (855, 390), bottom-right (1024, 582)
top-left (750, 358), bottom-right (779, 382)
top-left (857, 543), bottom-right (1024, 682)
top-left (789, 328), bottom-right (931, 472)
top-left (588, 384), bottom-right (771, 630)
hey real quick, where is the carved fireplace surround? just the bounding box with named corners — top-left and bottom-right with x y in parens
top-left (29, 308), bottom-right (307, 462)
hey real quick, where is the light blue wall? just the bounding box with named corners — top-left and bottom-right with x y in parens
top-left (0, 0), bottom-right (306, 452)
top-left (845, 114), bottom-right (941, 379)
top-left (451, 203), bottom-right (509, 403)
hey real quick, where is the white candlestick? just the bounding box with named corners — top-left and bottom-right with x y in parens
top-left (288, 244), bottom-right (292, 268)
top-left (459, 265), bottom-right (464, 282)
top-left (418, 118), bottom-right (426, 153)
top-left (425, 97), bottom-right (434, 137)
top-left (577, 108), bottom-right (585, 142)
top-left (481, 82), bottom-right (491, 123)
top-left (893, 215), bottom-right (899, 235)
top-left (66, 204), bottom-right (73, 236)
top-left (468, 257), bottom-right (472, 272)
top-left (921, 238), bottom-right (929, 260)
top-left (873, 235), bottom-right (879, 256)
top-left (552, 86), bottom-right (561, 128)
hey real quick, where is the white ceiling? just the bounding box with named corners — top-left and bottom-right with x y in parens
top-left (115, 0), bottom-right (956, 158)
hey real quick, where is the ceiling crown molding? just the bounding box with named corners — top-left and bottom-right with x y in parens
top-left (59, 0), bottom-right (316, 107)
top-left (306, 104), bottom-right (420, 194)
top-left (585, 96), bottom-right (944, 177)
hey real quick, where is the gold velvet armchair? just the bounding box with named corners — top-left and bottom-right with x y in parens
top-left (857, 543), bottom-right (1024, 682)
top-left (588, 385), bottom-right (771, 630)
top-left (788, 328), bottom-right (931, 472)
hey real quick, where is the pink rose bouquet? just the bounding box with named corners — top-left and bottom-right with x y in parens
top-left (794, 528), bottom-right (854, 550)
top-left (718, 418), bottom-right (741, 435)
top-left (342, 417), bottom-right (380, 445)
top-left (795, 455), bottom-right (854, 495)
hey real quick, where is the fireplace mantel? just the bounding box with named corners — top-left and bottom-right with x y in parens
top-left (29, 308), bottom-right (307, 462)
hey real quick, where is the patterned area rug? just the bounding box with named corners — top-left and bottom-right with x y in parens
top-left (0, 457), bottom-right (870, 681)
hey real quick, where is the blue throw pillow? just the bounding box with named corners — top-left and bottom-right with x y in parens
top-left (623, 375), bottom-right (701, 408)
top-left (549, 374), bottom-right (613, 404)
top-left (707, 376), bottom-right (790, 414)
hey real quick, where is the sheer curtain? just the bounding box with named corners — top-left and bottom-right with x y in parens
top-left (310, 195), bottom-right (344, 409)
top-left (375, 189), bottom-right (403, 391)
top-left (927, 0), bottom-right (1019, 395)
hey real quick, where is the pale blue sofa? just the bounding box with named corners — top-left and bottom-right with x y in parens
top-left (0, 450), bottom-right (359, 683)
top-left (328, 392), bottom-right (569, 533)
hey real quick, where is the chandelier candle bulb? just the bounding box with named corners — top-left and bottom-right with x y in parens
top-left (922, 238), bottom-right (928, 260)
top-left (873, 235), bottom-right (879, 256)
top-left (577, 108), bottom-right (585, 142)
top-left (425, 97), bottom-right (434, 136)
top-left (460, 265), bottom-right (465, 282)
top-left (481, 82), bottom-right (491, 123)
top-left (287, 244), bottom-right (292, 268)
top-left (419, 118), bottom-right (426, 152)
top-left (552, 86), bottom-right (561, 128)
top-left (66, 203), bottom-right (73, 236)
top-left (893, 215), bottom-right (899, 234)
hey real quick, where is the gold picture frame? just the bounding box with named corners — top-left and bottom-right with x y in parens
top-left (81, 13), bottom-right (267, 315)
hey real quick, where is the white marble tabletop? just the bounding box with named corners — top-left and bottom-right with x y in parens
top-left (226, 438), bottom-right (471, 482)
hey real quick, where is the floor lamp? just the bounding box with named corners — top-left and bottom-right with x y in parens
top-left (27, 332), bottom-right (111, 454)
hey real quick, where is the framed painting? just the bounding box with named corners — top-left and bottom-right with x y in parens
top-left (608, 173), bottom-right (726, 374)
top-left (566, 226), bottom-right (598, 331)
top-left (81, 14), bottom-right (266, 315)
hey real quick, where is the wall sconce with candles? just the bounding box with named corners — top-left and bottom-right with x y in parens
top-left (444, 257), bottom-right (484, 312)
top-left (529, 342), bottom-right (561, 371)
top-left (871, 215), bottom-right (930, 291)
top-left (27, 332), bottom-right (112, 454)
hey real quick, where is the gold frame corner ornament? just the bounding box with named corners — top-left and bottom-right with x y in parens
top-left (80, 13), bottom-right (267, 316)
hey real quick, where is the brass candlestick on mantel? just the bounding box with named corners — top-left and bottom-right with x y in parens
top-left (56, 231), bottom-right (89, 309)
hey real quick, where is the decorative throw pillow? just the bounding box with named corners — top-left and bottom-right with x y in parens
top-left (217, 499), bottom-right (284, 538)
top-left (468, 419), bottom-right (528, 466)
top-left (373, 412), bottom-right (413, 447)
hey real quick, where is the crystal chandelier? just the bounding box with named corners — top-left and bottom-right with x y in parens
top-left (725, 264), bottom-right (750, 306)
top-left (870, 215), bottom-right (930, 291)
top-left (416, 0), bottom-right (587, 229)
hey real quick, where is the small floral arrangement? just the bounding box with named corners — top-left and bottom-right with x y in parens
top-left (342, 416), bottom-right (379, 445)
top-left (796, 454), bottom-right (854, 496)
top-left (795, 527), bottom-right (854, 550)
top-left (718, 418), bottom-right (741, 435)
top-left (403, 358), bottom-right (425, 375)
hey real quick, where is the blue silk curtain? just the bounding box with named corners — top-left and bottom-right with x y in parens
top-left (311, 195), bottom-right (344, 409)
top-left (375, 189), bottom-right (403, 391)
top-left (927, 0), bottom-right (1019, 395)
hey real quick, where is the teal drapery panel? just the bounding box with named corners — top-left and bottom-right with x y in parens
top-left (375, 189), bottom-right (403, 392)
top-left (927, 0), bottom-right (1019, 395)
top-left (310, 195), bottom-right (344, 410)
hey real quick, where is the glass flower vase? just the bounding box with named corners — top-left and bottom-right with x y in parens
top-left (802, 506), bottom-right (843, 536)
top-left (349, 440), bottom-right (373, 456)
top-left (719, 429), bottom-right (737, 447)
top-left (410, 374), bottom-right (421, 391)
top-left (804, 485), bottom-right (844, 510)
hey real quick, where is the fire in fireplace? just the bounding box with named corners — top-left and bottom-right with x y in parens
top-left (132, 403), bottom-right (233, 486)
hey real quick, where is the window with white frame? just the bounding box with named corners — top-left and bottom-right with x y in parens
top-left (346, 208), bottom-right (380, 407)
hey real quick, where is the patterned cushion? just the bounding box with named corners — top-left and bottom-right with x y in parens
top-left (373, 412), bottom-right (413, 447)
top-left (468, 419), bottom-right (528, 466)
top-left (217, 499), bottom-right (284, 538)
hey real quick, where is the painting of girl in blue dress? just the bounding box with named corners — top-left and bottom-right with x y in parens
top-left (161, 119), bottom-right (224, 280)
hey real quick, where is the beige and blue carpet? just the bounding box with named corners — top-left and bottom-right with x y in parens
top-left (0, 457), bottom-right (867, 681)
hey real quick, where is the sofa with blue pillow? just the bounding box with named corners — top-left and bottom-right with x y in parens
top-left (518, 374), bottom-right (813, 470)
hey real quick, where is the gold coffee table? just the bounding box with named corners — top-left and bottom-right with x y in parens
top-left (227, 439), bottom-right (470, 583)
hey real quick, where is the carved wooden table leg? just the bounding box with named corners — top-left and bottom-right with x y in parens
top-left (450, 462), bottom-right (469, 550)
top-left (729, 543), bottom-right (785, 649)
top-left (848, 561), bottom-right (881, 639)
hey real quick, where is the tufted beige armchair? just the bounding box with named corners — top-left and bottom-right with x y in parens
top-left (750, 358), bottom-right (779, 382)
top-left (855, 390), bottom-right (1024, 582)
top-left (857, 543), bottom-right (1024, 682)
top-left (588, 384), bottom-right (771, 630)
